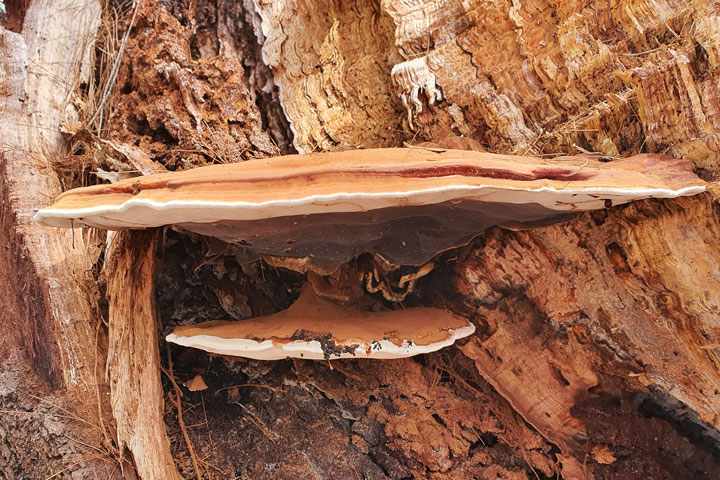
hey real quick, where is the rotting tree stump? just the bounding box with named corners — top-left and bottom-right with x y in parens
top-left (2, 0), bottom-right (720, 479)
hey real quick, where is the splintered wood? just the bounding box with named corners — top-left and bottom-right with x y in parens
top-left (105, 230), bottom-right (182, 480)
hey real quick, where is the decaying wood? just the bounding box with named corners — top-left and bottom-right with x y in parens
top-left (105, 230), bottom-right (182, 480)
top-left (252, 0), bottom-right (404, 152)
top-left (0, 1), bottom-right (123, 477)
top-left (1, 0), bottom-right (101, 390)
top-left (104, 1), bottom-right (282, 166)
top-left (457, 194), bottom-right (720, 474)
top-left (259, 0), bottom-right (720, 170)
top-left (4, 0), bottom-right (720, 478)
top-left (148, 1), bottom-right (720, 478)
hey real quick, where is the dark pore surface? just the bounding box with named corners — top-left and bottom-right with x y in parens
top-left (179, 200), bottom-right (570, 272)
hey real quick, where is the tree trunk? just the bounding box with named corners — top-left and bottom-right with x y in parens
top-left (2, 0), bottom-right (720, 479)
top-left (0, 1), bottom-right (125, 478)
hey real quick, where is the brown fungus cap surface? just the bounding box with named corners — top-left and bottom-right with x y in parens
top-left (35, 148), bottom-right (706, 271)
top-left (166, 286), bottom-right (476, 360)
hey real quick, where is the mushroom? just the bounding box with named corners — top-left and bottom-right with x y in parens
top-left (185, 374), bottom-right (208, 392)
top-left (33, 148), bottom-right (706, 273)
top-left (35, 148), bottom-right (706, 359)
top-left (167, 285), bottom-right (475, 360)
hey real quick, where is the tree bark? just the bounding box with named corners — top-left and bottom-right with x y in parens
top-left (0, 1), bottom-right (126, 478)
top-left (2, 0), bottom-right (720, 479)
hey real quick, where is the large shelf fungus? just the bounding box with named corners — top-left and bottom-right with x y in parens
top-left (35, 148), bottom-right (707, 359)
top-left (34, 148), bottom-right (706, 273)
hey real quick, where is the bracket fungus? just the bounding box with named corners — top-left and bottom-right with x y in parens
top-left (167, 286), bottom-right (475, 360)
top-left (35, 148), bottom-right (706, 359)
top-left (34, 148), bottom-right (706, 271)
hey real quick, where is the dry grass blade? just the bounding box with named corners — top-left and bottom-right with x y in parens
top-left (89, 0), bottom-right (140, 131)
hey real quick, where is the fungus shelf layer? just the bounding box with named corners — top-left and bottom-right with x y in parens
top-left (35, 148), bottom-right (706, 271)
top-left (166, 286), bottom-right (476, 360)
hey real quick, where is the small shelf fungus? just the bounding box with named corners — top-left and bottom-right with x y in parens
top-left (167, 286), bottom-right (475, 360)
top-left (35, 148), bottom-right (706, 359)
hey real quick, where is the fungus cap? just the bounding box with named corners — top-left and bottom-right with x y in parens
top-left (166, 286), bottom-right (475, 360)
top-left (34, 148), bottom-right (705, 228)
top-left (34, 148), bottom-right (706, 271)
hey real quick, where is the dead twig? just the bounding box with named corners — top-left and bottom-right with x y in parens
top-left (234, 403), bottom-right (277, 443)
top-left (161, 345), bottom-right (203, 480)
top-left (216, 383), bottom-right (286, 393)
